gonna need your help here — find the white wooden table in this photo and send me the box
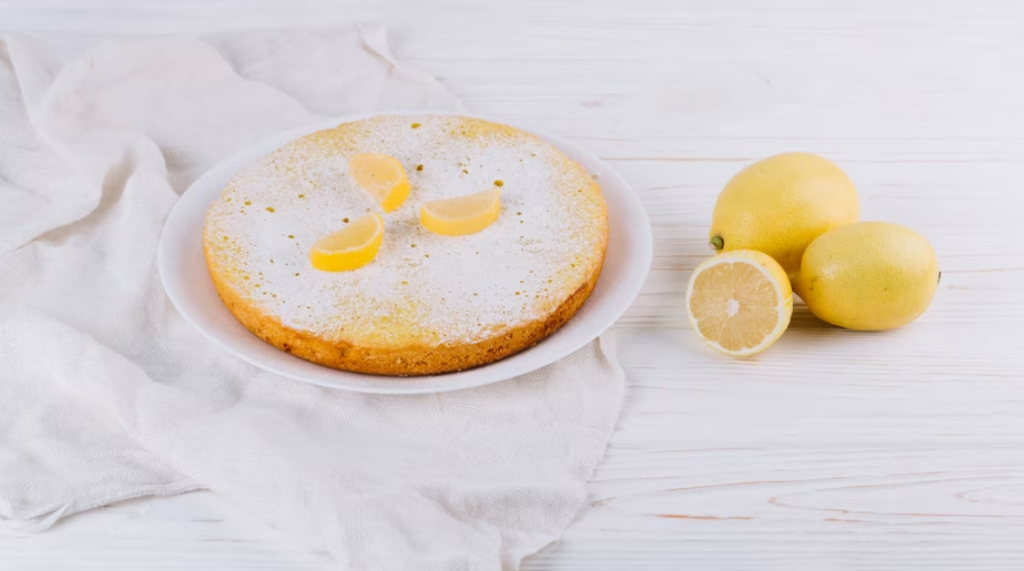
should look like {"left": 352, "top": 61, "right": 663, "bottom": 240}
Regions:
{"left": 3, "top": 1, "right": 1024, "bottom": 568}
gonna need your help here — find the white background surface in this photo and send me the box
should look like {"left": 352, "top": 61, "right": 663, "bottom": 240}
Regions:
{"left": 3, "top": 1, "right": 1024, "bottom": 569}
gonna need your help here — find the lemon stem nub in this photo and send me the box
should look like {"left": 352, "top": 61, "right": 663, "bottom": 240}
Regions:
{"left": 937, "top": 271, "right": 942, "bottom": 285}
{"left": 710, "top": 236, "right": 724, "bottom": 251}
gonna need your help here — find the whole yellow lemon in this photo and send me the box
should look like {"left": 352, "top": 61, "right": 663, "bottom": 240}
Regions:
{"left": 793, "top": 221, "right": 939, "bottom": 331}
{"left": 709, "top": 152, "right": 860, "bottom": 275}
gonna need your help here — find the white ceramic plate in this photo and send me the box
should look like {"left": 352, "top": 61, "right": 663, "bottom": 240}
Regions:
{"left": 158, "top": 112, "right": 652, "bottom": 394}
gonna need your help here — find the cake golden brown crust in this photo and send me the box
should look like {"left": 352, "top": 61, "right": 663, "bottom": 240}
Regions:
{"left": 203, "top": 114, "right": 608, "bottom": 376}
{"left": 206, "top": 241, "right": 604, "bottom": 375}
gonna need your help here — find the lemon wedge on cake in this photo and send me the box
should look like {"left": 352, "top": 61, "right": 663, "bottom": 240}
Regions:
{"left": 309, "top": 213, "right": 384, "bottom": 272}
{"left": 420, "top": 189, "right": 501, "bottom": 236}
{"left": 348, "top": 153, "right": 411, "bottom": 213}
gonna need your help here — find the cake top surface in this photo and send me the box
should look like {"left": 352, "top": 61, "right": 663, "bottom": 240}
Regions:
{"left": 203, "top": 114, "right": 607, "bottom": 348}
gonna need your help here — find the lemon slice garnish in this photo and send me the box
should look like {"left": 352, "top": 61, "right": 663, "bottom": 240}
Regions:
{"left": 309, "top": 213, "right": 384, "bottom": 272}
{"left": 348, "top": 154, "right": 411, "bottom": 213}
{"left": 420, "top": 189, "right": 501, "bottom": 236}
{"left": 686, "top": 250, "right": 793, "bottom": 357}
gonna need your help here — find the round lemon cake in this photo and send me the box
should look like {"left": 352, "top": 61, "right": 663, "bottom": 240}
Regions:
{"left": 203, "top": 114, "right": 608, "bottom": 376}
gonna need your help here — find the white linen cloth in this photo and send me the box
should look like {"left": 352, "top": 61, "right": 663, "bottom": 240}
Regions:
{"left": 0, "top": 27, "right": 625, "bottom": 569}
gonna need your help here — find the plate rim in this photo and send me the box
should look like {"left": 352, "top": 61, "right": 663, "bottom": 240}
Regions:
{"left": 158, "top": 111, "right": 653, "bottom": 394}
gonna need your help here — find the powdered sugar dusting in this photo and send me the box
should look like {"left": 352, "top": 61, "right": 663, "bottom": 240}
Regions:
{"left": 204, "top": 115, "right": 606, "bottom": 347}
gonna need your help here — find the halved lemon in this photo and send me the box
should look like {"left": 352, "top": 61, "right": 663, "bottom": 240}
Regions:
{"left": 309, "top": 213, "right": 384, "bottom": 272}
{"left": 686, "top": 250, "right": 792, "bottom": 357}
{"left": 420, "top": 189, "right": 501, "bottom": 236}
{"left": 348, "top": 153, "right": 411, "bottom": 212}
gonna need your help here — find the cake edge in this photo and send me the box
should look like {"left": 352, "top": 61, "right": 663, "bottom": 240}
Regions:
{"left": 203, "top": 232, "right": 607, "bottom": 376}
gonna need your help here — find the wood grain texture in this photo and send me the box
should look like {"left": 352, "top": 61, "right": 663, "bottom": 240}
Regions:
{"left": 3, "top": 0, "right": 1024, "bottom": 569}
